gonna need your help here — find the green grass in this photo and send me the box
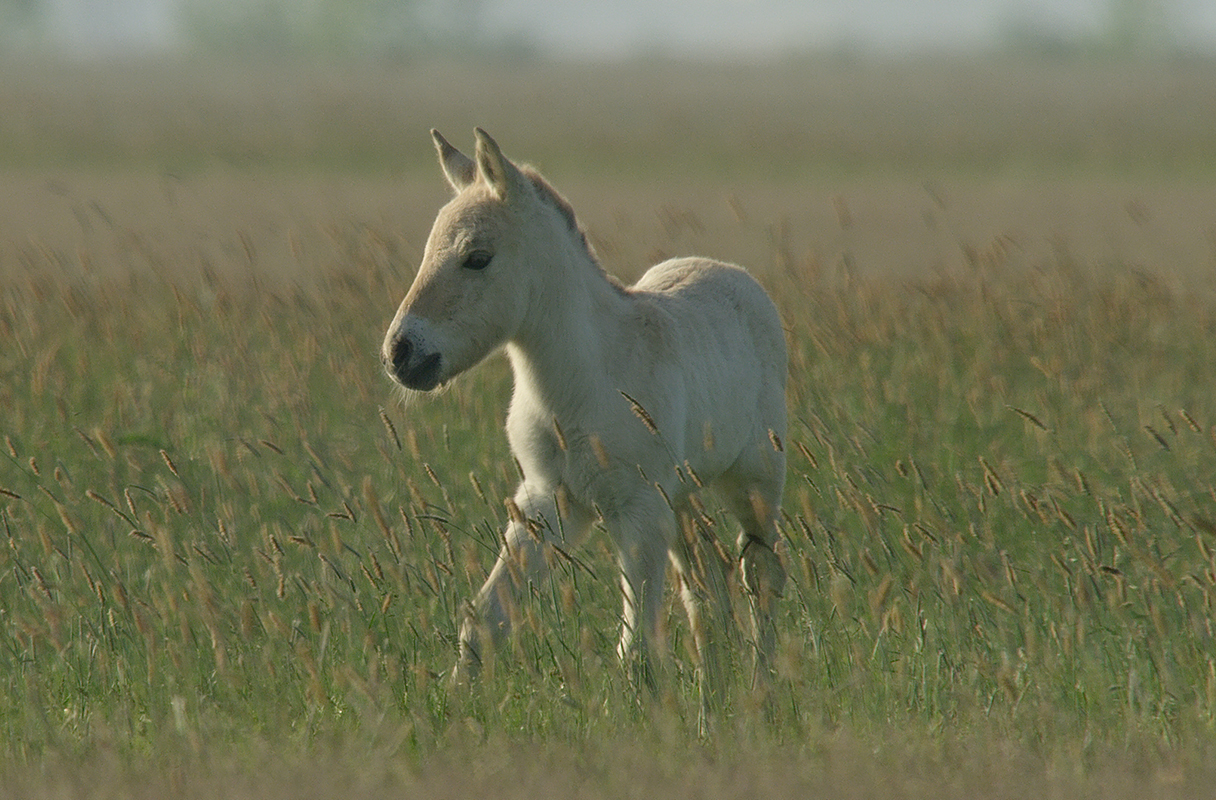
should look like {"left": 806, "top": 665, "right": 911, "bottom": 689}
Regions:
{"left": 4, "top": 56, "right": 1216, "bottom": 797}
{"left": 4, "top": 184, "right": 1216, "bottom": 791}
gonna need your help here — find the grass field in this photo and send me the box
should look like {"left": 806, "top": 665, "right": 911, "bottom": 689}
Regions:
{"left": 3, "top": 55, "right": 1216, "bottom": 797}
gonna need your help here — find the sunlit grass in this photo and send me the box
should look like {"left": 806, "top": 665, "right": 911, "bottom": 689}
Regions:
{"left": 4, "top": 180, "right": 1216, "bottom": 778}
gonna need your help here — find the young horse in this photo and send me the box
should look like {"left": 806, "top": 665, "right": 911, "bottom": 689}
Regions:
{"left": 381, "top": 129, "right": 787, "bottom": 693}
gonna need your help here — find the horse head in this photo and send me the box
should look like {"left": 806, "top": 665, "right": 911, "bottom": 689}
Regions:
{"left": 382, "top": 128, "right": 547, "bottom": 391}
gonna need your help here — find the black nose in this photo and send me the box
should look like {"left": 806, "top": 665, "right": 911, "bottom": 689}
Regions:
{"left": 385, "top": 333, "right": 442, "bottom": 390}
{"left": 390, "top": 336, "right": 411, "bottom": 375}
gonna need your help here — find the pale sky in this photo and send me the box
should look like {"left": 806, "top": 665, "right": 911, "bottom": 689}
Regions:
{"left": 32, "top": 0, "right": 1216, "bottom": 57}
{"left": 476, "top": 0, "right": 1216, "bottom": 57}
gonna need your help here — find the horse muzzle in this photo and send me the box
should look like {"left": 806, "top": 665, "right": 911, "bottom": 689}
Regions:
{"left": 384, "top": 334, "right": 444, "bottom": 391}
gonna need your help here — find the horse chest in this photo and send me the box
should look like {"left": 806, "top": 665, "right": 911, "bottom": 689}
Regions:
{"left": 506, "top": 414, "right": 564, "bottom": 481}
{"left": 506, "top": 410, "right": 644, "bottom": 511}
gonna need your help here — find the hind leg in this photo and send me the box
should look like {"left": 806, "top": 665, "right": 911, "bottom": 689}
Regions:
{"left": 669, "top": 500, "right": 737, "bottom": 727}
{"left": 715, "top": 441, "right": 786, "bottom": 684}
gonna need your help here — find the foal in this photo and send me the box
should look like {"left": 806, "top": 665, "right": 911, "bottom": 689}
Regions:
{"left": 382, "top": 129, "right": 787, "bottom": 692}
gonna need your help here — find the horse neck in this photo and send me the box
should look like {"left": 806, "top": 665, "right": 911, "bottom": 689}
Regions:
{"left": 506, "top": 243, "right": 627, "bottom": 417}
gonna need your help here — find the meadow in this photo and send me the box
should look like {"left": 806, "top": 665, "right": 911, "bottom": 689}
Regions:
{"left": 3, "top": 55, "right": 1216, "bottom": 797}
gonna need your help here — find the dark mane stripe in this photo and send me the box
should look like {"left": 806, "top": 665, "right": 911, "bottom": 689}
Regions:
{"left": 522, "top": 166, "right": 595, "bottom": 255}
{"left": 520, "top": 164, "right": 624, "bottom": 289}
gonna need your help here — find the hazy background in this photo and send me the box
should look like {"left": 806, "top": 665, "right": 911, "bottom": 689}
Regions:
{"left": 4, "top": 4, "right": 1216, "bottom": 796}
{"left": 3, "top": 0, "right": 1216, "bottom": 59}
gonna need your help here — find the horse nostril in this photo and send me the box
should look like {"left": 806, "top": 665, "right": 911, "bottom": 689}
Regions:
{"left": 391, "top": 337, "right": 411, "bottom": 373}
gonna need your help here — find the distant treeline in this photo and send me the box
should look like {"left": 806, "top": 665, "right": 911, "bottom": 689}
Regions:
{"left": 0, "top": 0, "right": 515, "bottom": 58}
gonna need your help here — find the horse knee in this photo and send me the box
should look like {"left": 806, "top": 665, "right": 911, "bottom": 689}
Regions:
{"left": 452, "top": 613, "right": 483, "bottom": 683}
{"left": 740, "top": 536, "right": 784, "bottom": 681}
{"left": 739, "top": 537, "right": 785, "bottom": 609}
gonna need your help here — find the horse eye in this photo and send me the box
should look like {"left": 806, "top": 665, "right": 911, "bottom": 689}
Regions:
{"left": 462, "top": 250, "right": 493, "bottom": 271}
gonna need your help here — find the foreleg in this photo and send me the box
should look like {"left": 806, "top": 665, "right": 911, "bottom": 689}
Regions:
{"left": 609, "top": 494, "right": 678, "bottom": 689}
{"left": 454, "top": 484, "right": 591, "bottom": 681}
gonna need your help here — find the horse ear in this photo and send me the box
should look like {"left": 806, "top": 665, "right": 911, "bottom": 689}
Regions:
{"left": 473, "top": 128, "right": 520, "bottom": 199}
{"left": 432, "top": 129, "right": 476, "bottom": 192}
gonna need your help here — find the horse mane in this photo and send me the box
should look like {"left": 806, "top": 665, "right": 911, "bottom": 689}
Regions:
{"left": 521, "top": 165, "right": 622, "bottom": 288}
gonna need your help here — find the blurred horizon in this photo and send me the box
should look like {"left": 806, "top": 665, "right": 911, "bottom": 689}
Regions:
{"left": 2, "top": 0, "right": 1215, "bottom": 61}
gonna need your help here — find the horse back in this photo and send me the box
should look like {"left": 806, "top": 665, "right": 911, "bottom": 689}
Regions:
{"left": 631, "top": 257, "right": 786, "bottom": 376}
{"left": 627, "top": 258, "right": 787, "bottom": 460}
